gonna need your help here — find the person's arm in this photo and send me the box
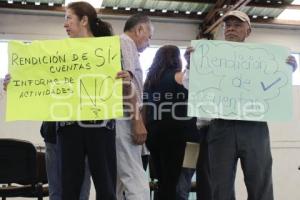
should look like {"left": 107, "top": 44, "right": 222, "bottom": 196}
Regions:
{"left": 130, "top": 90, "right": 147, "bottom": 145}
{"left": 116, "top": 69, "right": 147, "bottom": 145}
{"left": 174, "top": 71, "right": 184, "bottom": 85}
{"left": 180, "top": 47, "right": 195, "bottom": 89}
{"left": 116, "top": 69, "right": 132, "bottom": 100}
{"left": 173, "top": 46, "right": 195, "bottom": 87}
{"left": 120, "top": 37, "right": 147, "bottom": 145}
{"left": 184, "top": 46, "right": 194, "bottom": 70}
{"left": 182, "top": 69, "right": 189, "bottom": 89}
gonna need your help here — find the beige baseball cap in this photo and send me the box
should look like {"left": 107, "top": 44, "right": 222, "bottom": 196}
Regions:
{"left": 223, "top": 10, "right": 251, "bottom": 27}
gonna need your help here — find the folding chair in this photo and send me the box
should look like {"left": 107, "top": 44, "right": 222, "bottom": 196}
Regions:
{"left": 0, "top": 138, "right": 48, "bottom": 200}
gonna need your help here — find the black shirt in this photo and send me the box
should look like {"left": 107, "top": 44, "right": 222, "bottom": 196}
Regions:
{"left": 143, "top": 70, "right": 197, "bottom": 141}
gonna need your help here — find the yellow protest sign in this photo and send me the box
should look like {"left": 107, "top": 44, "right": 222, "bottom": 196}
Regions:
{"left": 6, "top": 36, "right": 123, "bottom": 121}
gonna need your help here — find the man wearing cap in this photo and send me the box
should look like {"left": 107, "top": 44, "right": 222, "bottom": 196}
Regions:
{"left": 184, "top": 10, "right": 297, "bottom": 200}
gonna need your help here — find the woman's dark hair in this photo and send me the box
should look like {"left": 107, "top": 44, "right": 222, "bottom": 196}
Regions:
{"left": 144, "top": 45, "right": 182, "bottom": 90}
{"left": 67, "top": 1, "right": 113, "bottom": 37}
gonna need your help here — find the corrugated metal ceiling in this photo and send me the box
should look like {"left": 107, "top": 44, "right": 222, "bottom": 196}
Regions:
{"left": 0, "top": 0, "right": 299, "bottom": 28}
{"left": 0, "top": 0, "right": 296, "bottom": 18}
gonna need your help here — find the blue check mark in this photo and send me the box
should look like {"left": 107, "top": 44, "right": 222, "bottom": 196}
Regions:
{"left": 260, "top": 78, "right": 281, "bottom": 91}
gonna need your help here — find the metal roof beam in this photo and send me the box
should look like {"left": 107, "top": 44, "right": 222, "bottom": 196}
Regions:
{"left": 203, "top": 0, "right": 226, "bottom": 23}
{"left": 203, "top": 0, "right": 251, "bottom": 34}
